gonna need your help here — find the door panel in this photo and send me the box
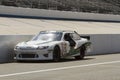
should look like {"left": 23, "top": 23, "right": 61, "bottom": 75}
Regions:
{"left": 61, "top": 41, "right": 70, "bottom": 55}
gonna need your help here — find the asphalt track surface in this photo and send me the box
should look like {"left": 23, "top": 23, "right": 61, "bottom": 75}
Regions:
{"left": 1, "top": 17, "right": 120, "bottom": 35}
{"left": 0, "top": 53, "right": 120, "bottom": 80}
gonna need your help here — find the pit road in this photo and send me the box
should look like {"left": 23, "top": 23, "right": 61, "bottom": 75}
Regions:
{"left": 0, "top": 53, "right": 120, "bottom": 80}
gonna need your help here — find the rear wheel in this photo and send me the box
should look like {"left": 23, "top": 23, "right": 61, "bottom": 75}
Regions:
{"left": 75, "top": 46, "right": 86, "bottom": 60}
{"left": 53, "top": 46, "right": 61, "bottom": 61}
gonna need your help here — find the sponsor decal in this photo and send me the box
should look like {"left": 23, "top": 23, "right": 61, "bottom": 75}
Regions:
{"left": 69, "top": 47, "right": 79, "bottom": 55}
{"left": 61, "top": 43, "right": 67, "bottom": 54}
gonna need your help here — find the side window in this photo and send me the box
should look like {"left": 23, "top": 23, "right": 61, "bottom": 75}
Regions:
{"left": 72, "top": 33, "right": 81, "bottom": 40}
{"left": 64, "top": 33, "right": 69, "bottom": 41}
{"left": 64, "top": 33, "right": 74, "bottom": 41}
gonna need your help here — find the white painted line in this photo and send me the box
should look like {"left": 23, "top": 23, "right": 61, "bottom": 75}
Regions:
{"left": 0, "top": 60, "right": 120, "bottom": 78}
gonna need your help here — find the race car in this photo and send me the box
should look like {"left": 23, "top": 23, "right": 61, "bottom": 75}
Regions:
{"left": 14, "top": 30, "right": 91, "bottom": 61}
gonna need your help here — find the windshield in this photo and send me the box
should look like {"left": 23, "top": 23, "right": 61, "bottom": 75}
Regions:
{"left": 31, "top": 31, "right": 62, "bottom": 41}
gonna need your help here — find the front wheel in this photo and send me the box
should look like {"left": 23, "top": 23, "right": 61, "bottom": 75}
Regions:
{"left": 75, "top": 46, "right": 86, "bottom": 60}
{"left": 53, "top": 46, "right": 61, "bottom": 61}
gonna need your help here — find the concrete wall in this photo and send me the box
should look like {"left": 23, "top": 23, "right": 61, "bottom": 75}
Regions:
{"left": 0, "top": 34, "right": 120, "bottom": 63}
{"left": 88, "top": 34, "right": 120, "bottom": 55}
{"left": 1, "top": 6, "right": 120, "bottom": 21}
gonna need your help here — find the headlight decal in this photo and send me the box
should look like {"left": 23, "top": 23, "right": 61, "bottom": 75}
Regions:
{"left": 37, "top": 46, "right": 49, "bottom": 50}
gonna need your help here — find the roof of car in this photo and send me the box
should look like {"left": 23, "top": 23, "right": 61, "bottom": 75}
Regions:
{"left": 40, "top": 30, "right": 74, "bottom": 33}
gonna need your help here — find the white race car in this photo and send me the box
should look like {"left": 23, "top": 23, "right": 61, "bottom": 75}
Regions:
{"left": 14, "top": 30, "right": 91, "bottom": 61}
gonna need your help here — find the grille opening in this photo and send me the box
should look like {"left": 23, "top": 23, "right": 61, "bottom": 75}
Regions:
{"left": 19, "top": 54, "right": 38, "bottom": 58}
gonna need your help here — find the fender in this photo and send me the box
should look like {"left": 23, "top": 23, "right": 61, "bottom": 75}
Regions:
{"left": 80, "top": 42, "right": 91, "bottom": 50}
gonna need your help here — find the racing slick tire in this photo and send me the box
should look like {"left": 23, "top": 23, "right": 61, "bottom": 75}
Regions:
{"left": 53, "top": 46, "right": 61, "bottom": 61}
{"left": 75, "top": 46, "right": 85, "bottom": 60}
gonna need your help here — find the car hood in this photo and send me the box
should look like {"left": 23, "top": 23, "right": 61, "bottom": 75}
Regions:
{"left": 26, "top": 41, "right": 53, "bottom": 45}
{"left": 17, "top": 40, "right": 60, "bottom": 47}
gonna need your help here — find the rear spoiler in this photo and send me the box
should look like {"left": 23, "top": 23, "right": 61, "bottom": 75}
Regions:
{"left": 81, "top": 36, "right": 90, "bottom": 40}
{"left": 74, "top": 31, "right": 90, "bottom": 40}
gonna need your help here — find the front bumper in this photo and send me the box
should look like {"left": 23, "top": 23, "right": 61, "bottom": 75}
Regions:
{"left": 14, "top": 49, "right": 53, "bottom": 60}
